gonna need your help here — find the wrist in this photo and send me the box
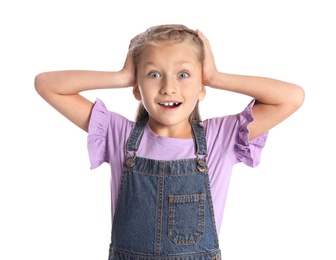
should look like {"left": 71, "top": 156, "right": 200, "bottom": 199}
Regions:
{"left": 118, "top": 69, "right": 135, "bottom": 88}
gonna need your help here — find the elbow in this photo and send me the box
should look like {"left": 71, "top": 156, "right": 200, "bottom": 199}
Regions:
{"left": 34, "top": 72, "right": 50, "bottom": 96}
{"left": 34, "top": 73, "right": 44, "bottom": 95}
{"left": 281, "top": 84, "right": 305, "bottom": 116}
{"left": 291, "top": 84, "right": 305, "bottom": 111}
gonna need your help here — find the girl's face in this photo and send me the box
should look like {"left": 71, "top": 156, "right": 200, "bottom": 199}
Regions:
{"left": 134, "top": 40, "right": 206, "bottom": 138}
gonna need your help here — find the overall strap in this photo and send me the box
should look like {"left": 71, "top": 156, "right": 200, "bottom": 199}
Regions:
{"left": 191, "top": 121, "right": 207, "bottom": 156}
{"left": 126, "top": 119, "right": 148, "bottom": 152}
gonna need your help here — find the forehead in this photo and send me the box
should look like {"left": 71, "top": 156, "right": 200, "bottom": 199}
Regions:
{"left": 140, "top": 40, "right": 201, "bottom": 65}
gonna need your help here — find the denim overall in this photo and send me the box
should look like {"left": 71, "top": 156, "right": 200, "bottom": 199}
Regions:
{"left": 109, "top": 119, "right": 221, "bottom": 260}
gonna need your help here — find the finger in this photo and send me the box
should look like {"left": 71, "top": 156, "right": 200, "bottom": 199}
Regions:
{"left": 196, "top": 29, "right": 208, "bottom": 43}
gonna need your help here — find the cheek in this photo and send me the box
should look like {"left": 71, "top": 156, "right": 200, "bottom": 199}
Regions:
{"left": 137, "top": 87, "right": 155, "bottom": 106}
{"left": 138, "top": 85, "right": 149, "bottom": 98}
{"left": 184, "top": 87, "right": 201, "bottom": 100}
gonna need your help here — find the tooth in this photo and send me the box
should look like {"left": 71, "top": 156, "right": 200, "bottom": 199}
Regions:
{"left": 168, "top": 102, "right": 174, "bottom": 106}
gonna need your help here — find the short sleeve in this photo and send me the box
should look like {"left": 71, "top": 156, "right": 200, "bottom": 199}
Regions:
{"left": 235, "top": 99, "right": 268, "bottom": 167}
{"left": 87, "top": 99, "right": 109, "bottom": 169}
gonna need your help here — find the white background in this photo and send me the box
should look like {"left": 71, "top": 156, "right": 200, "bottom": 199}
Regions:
{"left": 1, "top": 0, "right": 335, "bottom": 259}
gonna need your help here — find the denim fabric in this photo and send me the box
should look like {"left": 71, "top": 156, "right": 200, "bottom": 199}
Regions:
{"left": 109, "top": 120, "right": 221, "bottom": 260}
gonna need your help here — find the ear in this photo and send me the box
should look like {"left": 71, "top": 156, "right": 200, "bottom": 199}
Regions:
{"left": 133, "top": 85, "right": 142, "bottom": 101}
{"left": 198, "top": 84, "right": 206, "bottom": 101}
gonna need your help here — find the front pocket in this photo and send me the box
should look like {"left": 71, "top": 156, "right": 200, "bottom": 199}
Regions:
{"left": 168, "top": 193, "right": 206, "bottom": 245}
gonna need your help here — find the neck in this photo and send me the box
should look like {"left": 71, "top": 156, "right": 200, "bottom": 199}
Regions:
{"left": 148, "top": 120, "right": 193, "bottom": 139}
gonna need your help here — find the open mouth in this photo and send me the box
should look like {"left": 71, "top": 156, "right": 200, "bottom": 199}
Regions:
{"left": 159, "top": 102, "right": 182, "bottom": 108}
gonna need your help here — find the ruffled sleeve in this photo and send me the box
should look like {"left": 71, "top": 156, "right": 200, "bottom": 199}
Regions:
{"left": 87, "top": 98, "right": 109, "bottom": 169}
{"left": 235, "top": 99, "right": 268, "bottom": 167}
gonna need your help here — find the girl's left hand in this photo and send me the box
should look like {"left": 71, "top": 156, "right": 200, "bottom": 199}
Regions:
{"left": 196, "top": 29, "right": 218, "bottom": 87}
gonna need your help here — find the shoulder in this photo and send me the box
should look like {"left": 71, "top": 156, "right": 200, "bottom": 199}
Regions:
{"left": 87, "top": 99, "right": 135, "bottom": 168}
{"left": 201, "top": 99, "right": 257, "bottom": 138}
{"left": 89, "top": 98, "right": 135, "bottom": 133}
{"left": 201, "top": 114, "right": 240, "bottom": 140}
{"left": 200, "top": 99, "right": 269, "bottom": 167}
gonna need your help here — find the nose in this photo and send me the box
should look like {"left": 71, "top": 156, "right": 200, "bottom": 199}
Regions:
{"left": 160, "top": 76, "right": 176, "bottom": 95}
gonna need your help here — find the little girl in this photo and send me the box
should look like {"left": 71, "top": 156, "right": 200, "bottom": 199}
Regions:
{"left": 35, "top": 24, "right": 304, "bottom": 259}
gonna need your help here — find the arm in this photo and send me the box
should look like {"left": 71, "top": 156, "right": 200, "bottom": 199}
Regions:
{"left": 197, "top": 29, "right": 305, "bottom": 140}
{"left": 34, "top": 51, "right": 135, "bottom": 132}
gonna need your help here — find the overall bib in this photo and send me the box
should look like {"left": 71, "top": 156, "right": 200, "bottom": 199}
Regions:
{"left": 109, "top": 119, "right": 221, "bottom": 260}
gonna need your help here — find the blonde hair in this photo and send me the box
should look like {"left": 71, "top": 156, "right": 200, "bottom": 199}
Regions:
{"left": 129, "top": 24, "right": 204, "bottom": 122}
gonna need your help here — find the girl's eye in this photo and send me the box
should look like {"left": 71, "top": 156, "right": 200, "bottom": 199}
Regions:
{"left": 178, "top": 72, "right": 189, "bottom": 78}
{"left": 148, "top": 72, "right": 160, "bottom": 78}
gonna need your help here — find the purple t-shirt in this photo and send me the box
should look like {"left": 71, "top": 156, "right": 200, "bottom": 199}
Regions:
{"left": 87, "top": 98, "right": 268, "bottom": 234}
